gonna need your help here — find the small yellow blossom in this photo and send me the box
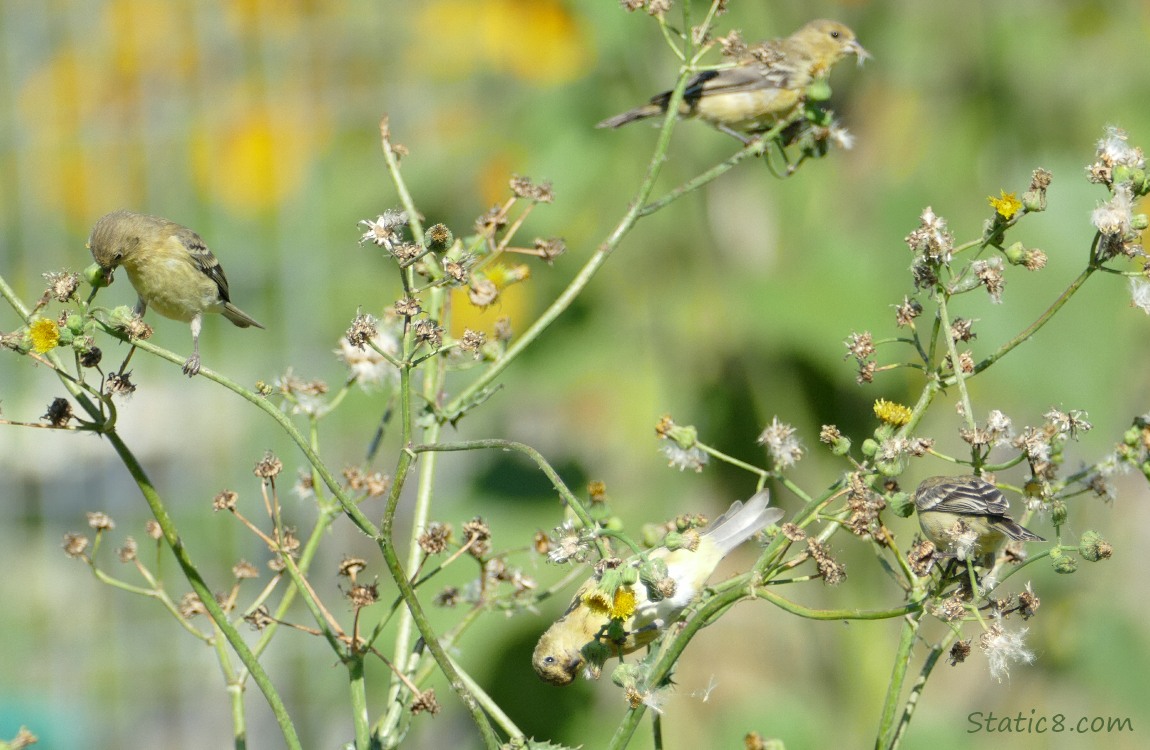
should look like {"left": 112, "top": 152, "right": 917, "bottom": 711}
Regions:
{"left": 29, "top": 318, "right": 60, "bottom": 353}
{"left": 988, "top": 190, "right": 1022, "bottom": 220}
{"left": 610, "top": 587, "right": 638, "bottom": 620}
{"left": 874, "top": 398, "right": 912, "bottom": 426}
{"left": 583, "top": 589, "right": 612, "bottom": 615}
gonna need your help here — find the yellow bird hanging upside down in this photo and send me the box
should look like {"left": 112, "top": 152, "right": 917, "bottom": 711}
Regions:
{"left": 597, "top": 19, "right": 868, "bottom": 143}
{"left": 532, "top": 491, "right": 784, "bottom": 686}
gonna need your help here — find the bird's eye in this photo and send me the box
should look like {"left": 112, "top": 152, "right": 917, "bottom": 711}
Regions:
{"left": 830, "top": 30, "right": 841, "bottom": 38}
{"left": 543, "top": 656, "right": 556, "bottom": 665}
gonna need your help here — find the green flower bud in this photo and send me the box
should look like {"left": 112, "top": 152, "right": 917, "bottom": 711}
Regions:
{"left": 1079, "top": 530, "right": 1112, "bottom": 562}
{"left": 1021, "top": 189, "right": 1046, "bottom": 213}
{"left": 887, "top": 492, "right": 915, "bottom": 518}
{"left": 1050, "top": 500, "right": 1068, "bottom": 527}
{"left": 876, "top": 457, "right": 905, "bottom": 477}
{"left": 806, "top": 78, "right": 833, "bottom": 102}
{"left": 639, "top": 523, "right": 665, "bottom": 548}
{"left": 597, "top": 569, "right": 622, "bottom": 596}
{"left": 1113, "top": 164, "right": 1134, "bottom": 185}
{"left": 829, "top": 435, "right": 852, "bottom": 456}
{"left": 83, "top": 262, "right": 111, "bottom": 289}
{"left": 639, "top": 557, "right": 668, "bottom": 587}
{"left": 1124, "top": 426, "right": 1141, "bottom": 446}
{"left": 425, "top": 223, "right": 454, "bottom": 252}
{"left": 601, "top": 515, "right": 624, "bottom": 532}
{"left": 1003, "top": 241, "right": 1027, "bottom": 265}
{"left": 611, "top": 663, "right": 641, "bottom": 688}
{"left": 1050, "top": 547, "right": 1078, "bottom": 574}
{"left": 861, "top": 438, "right": 879, "bottom": 457}
{"left": 619, "top": 565, "right": 639, "bottom": 586}
{"left": 1130, "top": 167, "right": 1148, "bottom": 192}
{"left": 1132, "top": 214, "right": 1149, "bottom": 231}
{"left": 873, "top": 423, "right": 895, "bottom": 442}
{"left": 581, "top": 640, "right": 611, "bottom": 670}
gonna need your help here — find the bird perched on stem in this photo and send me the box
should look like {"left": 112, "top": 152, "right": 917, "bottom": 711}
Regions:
{"left": 532, "top": 491, "right": 783, "bottom": 686}
{"left": 914, "top": 475, "right": 1043, "bottom": 564}
{"left": 86, "top": 209, "right": 264, "bottom": 377}
{"left": 597, "top": 19, "right": 868, "bottom": 143}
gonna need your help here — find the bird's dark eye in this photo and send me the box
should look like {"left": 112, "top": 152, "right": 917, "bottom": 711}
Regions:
{"left": 544, "top": 656, "right": 556, "bottom": 665}
{"left": 830, "top": 30, "right": 841, "bottom": 38}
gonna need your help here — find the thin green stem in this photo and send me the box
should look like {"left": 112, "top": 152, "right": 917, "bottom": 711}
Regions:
{"left": 348, "top": 655, "right": 371, "bottom": 750}
{"left": 449, "top": 655, "right": 525, "bottom": 744}
{"left": 756, "top": 588, "right": 922, "bottom": 621}
{"left": 967, "top": 264, "right": 1097, "bottom": 376}
{"left": 443, "top": 65, "right": 697, "bottom": 419}
{"left": 890, "top": 640, "right": 950, "bottom": 749}
{"left": 378, "top": 449, "right": 500, "bottom": 748}
{"left": 103, "top": 430, "right": 301, "bottom": 750}
{"left": 875, "top": 610, "right": 923, "bottom": 749}
{"left": 934, "top": 292, "right": 975, "bottom": 431}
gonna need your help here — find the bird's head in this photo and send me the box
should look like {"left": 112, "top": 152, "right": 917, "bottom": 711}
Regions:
{"left": 532, "top": 633, "right": 585, "bottom": 686}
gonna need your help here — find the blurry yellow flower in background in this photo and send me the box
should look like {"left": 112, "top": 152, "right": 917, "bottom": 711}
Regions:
{"left": 409, "top": 0, "right": 591, "bottom": 83}
{"left": 191, "top": 94, "right": 330, "bottom": 214}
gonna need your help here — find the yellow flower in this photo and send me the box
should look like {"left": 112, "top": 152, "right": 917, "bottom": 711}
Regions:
{"left": 873, "top": 398, "right": 912, "bottom": 426}
{"left": 582, "top": 589, "right": 612, "bottom": 615}
{"left": 609, "top": 587, "right": 638, "bottom": 620}
{"left": 29, "top": 318, "right": 60, "bottom": 353}
{"left": 988, "top": 190, "right": 1022, "bottom": 220}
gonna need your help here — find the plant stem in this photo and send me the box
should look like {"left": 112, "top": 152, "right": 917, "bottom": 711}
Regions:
{"left": 103, "top": 429, "right": 302, "bottom": 750}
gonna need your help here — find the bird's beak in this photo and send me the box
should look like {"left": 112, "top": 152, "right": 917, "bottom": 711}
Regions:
{"left": 850, "top": 41, "right": 872, "bottom": 66}
{"left": 82, "top": 262, "right": 114, "bottom": 304}
{"left": 563, "top": 652, "right": 584, "bottom": 682}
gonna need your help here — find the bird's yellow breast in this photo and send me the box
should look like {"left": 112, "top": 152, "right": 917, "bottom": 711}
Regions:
{"left": 122, "top": 245, "right": 222, "bottom": 322}
{"left": 692, "top": 89, "right": 802, "bottom": 131}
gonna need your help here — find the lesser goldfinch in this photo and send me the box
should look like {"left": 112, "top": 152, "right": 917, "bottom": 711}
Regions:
{"left": 532, "top": 491, "right": 783, "bottom": 686}
{"left": 914, "top": 475, "right": 1043, "bottom": 562}
{"left": 87, "top": 210, "right": 265, "bottom": 376}
{"left": 597, "top": 19, "right": 868, "bottom": 142}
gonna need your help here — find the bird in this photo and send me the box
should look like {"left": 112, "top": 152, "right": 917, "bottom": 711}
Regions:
{"left": 532, "top": 491, "right": 784, "bottom": 686}
{"left": 596, "top": 19, "right": 868, "bottom": 142}
{"left": 914, "top": 475, "right": 1044, "bottom": 563}
{"left": 87, "top": 209, "right": 264, "bottom": 376}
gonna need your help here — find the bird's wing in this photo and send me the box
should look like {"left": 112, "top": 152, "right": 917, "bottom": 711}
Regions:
{"left": 685, "top": 61, "right": 797, "bottom": 99}
{"left": 929, "top": 478, "right": 1011, "bottom": 516}
{"left": 170, "top": 224, "right": 233, "bottom": 302}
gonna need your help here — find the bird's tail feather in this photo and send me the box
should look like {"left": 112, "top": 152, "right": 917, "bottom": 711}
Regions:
{"left": 223, "top": 303, "right": 265, "bottom": 330}
{"left": 997, "top": 518, "right": 1044, "bottom": 542}
{"left": 703, "top": 491, "right": 784, "bottom": 557}
{"left": 596, "top": 103, "right": 664, "bottom": 129}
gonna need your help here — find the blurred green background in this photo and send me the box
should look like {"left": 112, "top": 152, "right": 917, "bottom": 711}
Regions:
{"left": 1, "top": 1, "right": 1148, "bottom": 748}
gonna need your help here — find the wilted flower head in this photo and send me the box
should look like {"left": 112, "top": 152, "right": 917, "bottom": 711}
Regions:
{"left": 1091, "top": 182, "right": 1134, "bottom": 236}
{"left": 660, "top": 442, "right": 708, "bottom": 472}
{"left": 1044, "top": 408, "right": 1092, "bottom": 440}
{"left": 335, "top": 323, "right": 400, "bottom": 390}
{"left": 985, "top": 409, "right": 1015, "bottom": 447}
{"left": 359, "top": 210, "right": 409, "bottom": 249}
{"left": 1094, "top": 125, "right": 1145, "bottom": 171}
{"left": 758, "top": 417, "right": 803, "bottom": 468}
{"left": 980, "top": 618, "right": 1035, "bottom": 682}
{"left": 1129, "top": 277, "right": 1150, "bottom": 314}
{"left": 972, "top": 257, "right": 1006, "bottom": 303}
{"left": 906, "top": 207, "right": 954, "bottom": 265}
